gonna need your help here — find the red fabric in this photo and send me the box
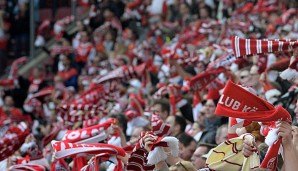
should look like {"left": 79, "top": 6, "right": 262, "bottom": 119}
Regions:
{"left": 189, "top": 67, "right": 226, "bottom": 91}
{"left": 82, "top": 117, "right": 101, "bottom": 128}
{"left": 8, "top": 164, "right": 46, "bottom": 171}
{"left": 75, "top": 42, "right": 94, "bottom": 63}
{"left": 289, "top": 58, "right": 298, "bottom": 71}
{"left": 51, "top": 141, "right": 126, "bottom": 159}
{"left": 37, "top": 20, "right": 50, "bottom": 35}
{"left": 267, "top": 58, "right": 291, "bottom": 71}
{"left": 215, "top": 80, "right": 291, "bottom": 170}
{"left": 126, "top": 132, "right": 159, "bottom": 171}
{"left": 50, "top": 45, "right": 73, "bottom": 56}
{"left": 207, "top": 88, "right": 220, "bottom": 101}
{"left": 60, "top": 104, "right": 105, "bottom": 111}
{"left": 9, "top": 57, "right": 27, "bottom": 78}
{"left": 207, "top": 52, "right": 235, "bottom": 69}
{"left": 94, "top": 64, "right": 146, "bottom": 84}
{"left": 151, "top": 113, "right": 170, "bottom": 137}
{"left": 0, "top": 79, "right": 14, "bottom": 86}
{"left": 281, "top": 8, "right": 297, "bottom": 24}
{"left": 73, "top": 156, "right": 87, "bottom": 171}
{"left": 256, "top": 55, "right": 268, "bottom": 74}
{"left": 58, "top": 108, "right": 104, "bottom": 123}
{"left": 28, "top": 79, "right": 43, "bottom": 93}
{"left": 58, "top": 68, "right": 78, "bottom": 81}
{"left": 232, "top": 36, "right": 298, "bottom": 58}
{"left": 215, "top": 80, "right": 291, "bottom": 122}
{"left": 0, "top": 125, "right": 30, "bottom": 161}
{"left": 0, "top": 107, "right": 26, "bottom": 123}
{"left": 50, "top": 159, "right": 70, "bottom": 171}
{"left": 125, "top": 93, "right": 145, "bottom": 120}
{"left": 62, "top": 118, "right": 115, "bottom": 143}
{"left": 42, "top": 123, "right": 62, "bottom": 146}
{"left": 153, "top": 84, "right": 183, "bottom": 115}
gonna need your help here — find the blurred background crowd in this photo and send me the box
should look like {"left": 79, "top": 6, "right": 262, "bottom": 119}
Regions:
{"left": 0, "top": 0, "right": 298, "bottom": 171}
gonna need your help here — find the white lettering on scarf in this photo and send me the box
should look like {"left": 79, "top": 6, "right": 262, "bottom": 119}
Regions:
{"left": 219, "top": 94, "right": 258, "bottom": 112}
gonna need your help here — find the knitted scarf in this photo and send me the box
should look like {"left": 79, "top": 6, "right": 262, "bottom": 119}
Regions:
{"left": 232, "top": 36, "right": 298, "bottom": 58}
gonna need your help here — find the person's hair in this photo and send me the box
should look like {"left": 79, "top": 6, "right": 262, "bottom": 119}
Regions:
{"left": 216, "top": 124, "right": 228, "bottom": 138}
{"left": 197, "top": 142, "right": 217, "bottom": 152}
{"left": 110, "top": 114, "right": 128, "bottom": 134}
{"left": 152, "top": 99, "right": 170, "bottom": 113}
{"left": 177, "top": 133, "right": 196, "bottom": 147}
{"left": 174, "top": 115, "right": 187, "bottom": 133}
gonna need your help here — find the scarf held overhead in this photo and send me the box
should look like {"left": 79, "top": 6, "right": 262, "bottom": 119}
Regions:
{"left": 232, "top": 36, "right": 298, "bottom": 58}
{"left": 215, "top": 80, "right": 291, "bottom": 170}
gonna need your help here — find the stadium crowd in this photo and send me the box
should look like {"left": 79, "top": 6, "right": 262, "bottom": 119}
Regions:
{"left": 0, "top": 0, "right": 298, "bottom": 171}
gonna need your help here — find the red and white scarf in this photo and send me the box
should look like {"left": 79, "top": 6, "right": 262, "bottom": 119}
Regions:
{"left": 61, "top": 118, "right": 115, "bottom": 143}
{"left": 207, "top": 52, "right": 235, "bottom": 69}
{"left": 50, "top": 159, "right": 69, "bottom": 171}
{"left": 8, "top": 164, "right": 46, "bottom": 171}
{"left": 186, "top": 67, "right": 226, "bottom": 92}
{"left": 126, "top": 132, "right": 179, "bottom": 170}
{"left": 215, "top": 80, "right": 291, "bottom": 171}
{"left": 57, "top": 108, "right": 104, "bottom": 123}
{"left": 51, "top": 141, "right": 126, "bottom": 162}
{"left": 0, "top": 123, "right": 30, "bottom": 161}
{"left": 151, "top": 113, "right": 170, "bottom": 137}
{"left": 232, "top": 36, "right": 298, "bottom": 58}
{"left": 50, "top": 45, "right": 73, "bottom": 56}
{"left": 93, "top": 64, "right": 146, "bottom": 84}
{"left": 42, "top": 123, "right": 63, "bottom": 147}
{"left": 60, "top": 104, "right": 105, "bottom": 111}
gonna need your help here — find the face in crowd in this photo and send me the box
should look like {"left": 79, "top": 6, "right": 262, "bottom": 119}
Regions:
{"left": 204, "top": 99, "right": 216, "bottom": 119}
{"left": 191, "top": 145, "right": 209, "bottom": 169}
{"left": 151, "top": 103, "right": 169, "bottom": 122}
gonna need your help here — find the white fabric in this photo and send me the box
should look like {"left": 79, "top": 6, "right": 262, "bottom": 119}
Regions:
{"left": 29, "top": 158, "right": 50, "bottom": 169}
{"left": 194, "top": 131, "right": 203, "bottom": 142}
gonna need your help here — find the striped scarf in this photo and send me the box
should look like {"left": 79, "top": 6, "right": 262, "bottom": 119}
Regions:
{"left": 51, "top": 141, "right": 126, "bottom": 165}
{"left": 0, "top": 122, "right": 30, "bottom": 161}
{"left": 232, "top": 36, "right": 298, "bottom": 58}
{"left": 8, "top": 164, "right": 46, "bottom": 171}
{"left": 61, "top": 118, "right": 115, "bottom": 144}
{"left": 151, "top": 113, "right": 170, "bottom": 137}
